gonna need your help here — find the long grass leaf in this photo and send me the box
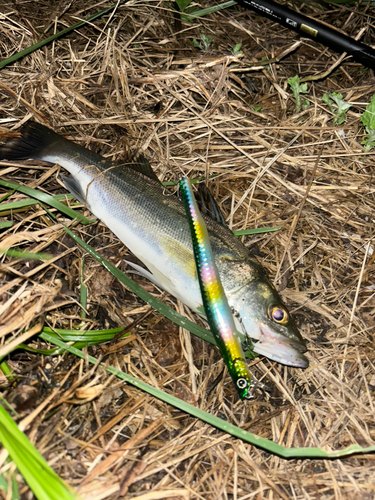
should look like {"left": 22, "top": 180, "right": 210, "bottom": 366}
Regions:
{"left": 0, "top": 361, "right": 14, "bottom": 382}
{"left": 0, "top": 194, "right": 75, "bottom": 213}
{"left": 0, "top": 248, "right": 51, "bottom": 260}
{"left": 79, "top": 258, "right": 87, "bottom": 321}
{"left": 175, "top": 0, "right": 193, "bottom": 11}
{"left": 185, "top": 0, "right": 237, "bottom": 19}
{"left": 0, "top": 327, "right": 130, "bottom": 362}
{"left": 0, "top": 180, "right": 93, "bottom": 224}
{"left": 233, "top": 226, "right": 281, "bottom": 236}
{"left": 40, "top": 332, "right": 375, "bottom": 459}
{"left": 0, "top": 189, "right": 16, "bottom": 203}
{"left": 43, "top": 326, "right": 127, "bottom": 342}
{"left": 0, "top": 405, "right": 81, "bottom": 500}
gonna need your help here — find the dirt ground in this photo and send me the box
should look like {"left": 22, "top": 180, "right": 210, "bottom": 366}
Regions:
{"left": 1, "top": 0, "right": 375, "bottom": 498}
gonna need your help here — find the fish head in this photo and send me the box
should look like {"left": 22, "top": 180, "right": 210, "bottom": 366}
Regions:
{"left": 220, "top": 257, "right": 309, "bottom": 368}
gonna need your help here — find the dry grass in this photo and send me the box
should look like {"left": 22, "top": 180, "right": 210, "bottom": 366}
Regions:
{"left": 1, "top": 0, "right": 375, "bottom": 498}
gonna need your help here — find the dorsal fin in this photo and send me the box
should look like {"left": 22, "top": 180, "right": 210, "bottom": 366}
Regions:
{"left": 195, "top": 183, "right": 228, "bottom": 229}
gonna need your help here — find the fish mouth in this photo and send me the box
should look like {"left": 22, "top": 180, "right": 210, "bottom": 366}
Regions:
{"left": 252, "top": 324, "right": 309, "bottom": 368}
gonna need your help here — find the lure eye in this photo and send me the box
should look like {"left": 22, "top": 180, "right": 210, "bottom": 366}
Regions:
{"left": 237, "top": 378, "right": 248, "bottom": 389}
{"left": 268, "top": 305, "right": 289, "bottom": 324}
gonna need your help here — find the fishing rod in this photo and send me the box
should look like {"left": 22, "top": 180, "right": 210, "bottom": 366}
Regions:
{"left": 235, "top": 0, "right": 375, "bottom": 71}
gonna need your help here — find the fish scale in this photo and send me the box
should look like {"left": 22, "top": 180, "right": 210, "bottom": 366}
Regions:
{"left": 0, "top": 121, "right": 309, "bottom": 368}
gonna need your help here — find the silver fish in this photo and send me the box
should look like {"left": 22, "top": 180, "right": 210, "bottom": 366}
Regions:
{"left": 0, "top": 122, "right": 308, "bottom": 367}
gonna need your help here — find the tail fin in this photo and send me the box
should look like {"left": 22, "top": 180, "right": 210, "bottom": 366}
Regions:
{"left": 0, "top": 122, "right": 63, "bottom": 161}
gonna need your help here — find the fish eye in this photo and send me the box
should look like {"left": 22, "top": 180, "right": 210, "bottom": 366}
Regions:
{"left": 268, "top": 305, "right": 289, "bottom": 324}
{"left": 237, "top": 378, "right": 248, "bottom": 389}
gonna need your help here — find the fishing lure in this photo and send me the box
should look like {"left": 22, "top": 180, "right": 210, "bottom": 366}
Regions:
{"left": 179, "top": 177, "right": 253, "bottom": 400}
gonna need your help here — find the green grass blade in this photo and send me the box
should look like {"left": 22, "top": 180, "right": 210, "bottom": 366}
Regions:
{"left": 0, "top": 461, "right": 20, "bottom": 500}
{"left": 0, "top": 189, "right": 16, "bottom": 203}
{"left": 80, "top": 258, "right": 87, "bottom": 319}
{"left": 233, "top": 226, "right": 281, "bottom": 236}
{"left": 0, "top": 221, "right": 13, "bottom": 229}
{"left": 175, "top": 0, "right": 193, "bottom": 11}
{"left": 0, "top": 327, "right": 130, "bottom": 362}
{"left": 0, "top": 405, "right": 81, "bottom": 500}
{"left": 0, "top": 194, "right": 76, "bottom": 214}
{"left": 43, "top": 326, "right": 129, "bottom": 343}
{"left": 0, "top": 343, "right": 61, "bottom": 359}
{"left": 40, "top": 332, "right": 375, "bottom": 459}
{"left": 61, "top": 224, "right": 256, "bottom": 360}
{"left": 0, "top": 248, "right": 51, "bottom": 260}
{"left": 0, "top": 1, "right": 130, "bottom": 70}
{"left": 175, "top": 0, "right": 236, "bottom": 21}
{"left": 0, "top": 180, "right": 93, "bottom": 224}
{"left": 184, "top": 0, "right": 237, "bottom": 19}
{"left": 0, "top": 361, "right": 15, "bottom": 382}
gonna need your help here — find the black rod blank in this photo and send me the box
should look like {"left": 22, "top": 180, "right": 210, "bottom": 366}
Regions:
{"left": 236, "top": 0, "right": 375, "bottom": 71}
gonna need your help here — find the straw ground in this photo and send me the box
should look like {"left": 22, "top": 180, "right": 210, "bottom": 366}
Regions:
{"left": 0, "top": 1, "right": 375, "bottom": 498}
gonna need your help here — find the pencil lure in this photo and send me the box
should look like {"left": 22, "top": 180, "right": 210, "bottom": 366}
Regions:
{"left": 179, "top": 177, "right": 252, "bottom": 400}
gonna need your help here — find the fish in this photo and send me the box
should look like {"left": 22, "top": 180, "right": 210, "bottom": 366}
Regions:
{"left": 0, "top": 121, "right": 308, "bottom": 367}
{"left": 180, "top": 177, "right": 253, "bottom": 399}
